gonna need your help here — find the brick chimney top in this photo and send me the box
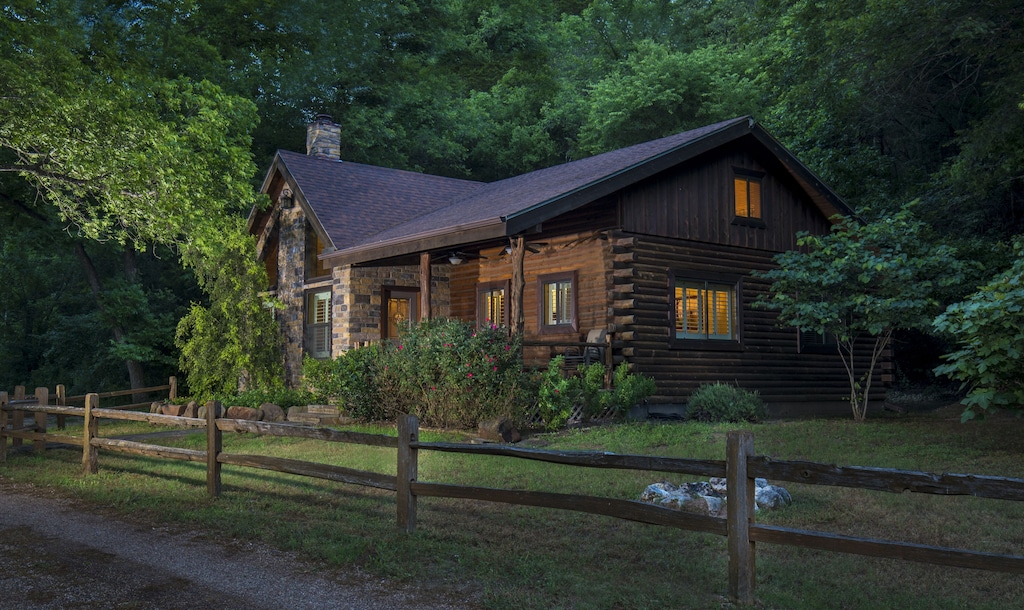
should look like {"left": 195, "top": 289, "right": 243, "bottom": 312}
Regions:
{"left": 306, "top": 114, "right": 341, "bottom": 160}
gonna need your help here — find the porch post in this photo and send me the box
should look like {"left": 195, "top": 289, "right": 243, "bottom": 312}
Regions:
{"left": 509, "top": 236, "right": 525, "bottom": 336}
{"left": 419, "top": 252, "right": 431, "bottom": 321}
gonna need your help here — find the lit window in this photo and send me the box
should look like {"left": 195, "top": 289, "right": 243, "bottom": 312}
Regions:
{"left": 477, "top": 282, "right": 508, "bottom": 328}
{"left": 382, "top": 288, "right": 419, "bottom": 339}
{"left": 734, "top": 175, "right": 762, "bottom": 219}
{"left": 538, "top": 272, "right": 577, "bottom": 332}
{"left": 674, "top": 281, "right": 735, "bottom": 340}
{"left": 305, "top": 290, "right": 331, "bottom": 358}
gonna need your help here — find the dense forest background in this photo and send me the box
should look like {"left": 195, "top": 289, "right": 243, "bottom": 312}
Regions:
{"left": 2, "top": 0, "right": 1022, "bottom": 395}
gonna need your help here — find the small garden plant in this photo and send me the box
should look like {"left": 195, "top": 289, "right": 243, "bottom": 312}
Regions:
{"left": 536, "top": 357, "right": 657, "bottom": 430}
{"left": 686, "top": 382, "right": 767, "bottom": 423}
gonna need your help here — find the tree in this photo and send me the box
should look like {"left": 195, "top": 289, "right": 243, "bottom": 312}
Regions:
{"left": 175, "top": 224, "right": 283, "bottom": 398}
{"left": 755, "top": 205, "right": 964, "bottom": 421}
{"left": 934, "top": 239, "right": 1024, "bottom": 420}
{"left": 1, "top": 2, "right": 272, "bottom": 394}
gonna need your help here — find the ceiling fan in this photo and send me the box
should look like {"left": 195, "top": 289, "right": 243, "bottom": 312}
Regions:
{"left": 432, "top": 251, "right": 486, "bottom": 265}
{"left": 500, "top": 241, "right": 546, "bottom": 255}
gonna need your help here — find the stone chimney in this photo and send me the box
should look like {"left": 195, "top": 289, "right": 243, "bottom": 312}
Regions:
{"left": 306, "top": 114, "right": 341, "bottom": 160}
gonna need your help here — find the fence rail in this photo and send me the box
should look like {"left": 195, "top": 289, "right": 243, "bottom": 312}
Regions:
{"left": 3, "top": 390, "right": 1024, "bottom": 605}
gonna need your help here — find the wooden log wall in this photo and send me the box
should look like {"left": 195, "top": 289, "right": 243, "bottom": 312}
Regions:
{"left": 611, "top": 230, "right": 891, "bottom": 411}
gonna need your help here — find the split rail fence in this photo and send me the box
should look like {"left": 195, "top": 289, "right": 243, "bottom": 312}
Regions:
{"left": 3, "top": 387, "right": 1024, "bottom": 605}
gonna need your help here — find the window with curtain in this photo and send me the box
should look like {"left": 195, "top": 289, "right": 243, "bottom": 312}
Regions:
{"left": 673, "top": 279, "right": 736, "bottom": 341}
{"left": 477, "top": 281, "right": 508, "bottom": 328}
{"left": 538, "top": 271, "right": 577, "bottom": 333}
{"left": 305, "top": 289, "right": 331, "bottom": 359}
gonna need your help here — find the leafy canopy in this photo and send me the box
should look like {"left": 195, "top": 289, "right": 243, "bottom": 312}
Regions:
{"left": 934, "top": 239, "right": 1024, "bottom": 420}
{"left": 755, "top": 204, "right": 964, "bottom": 420}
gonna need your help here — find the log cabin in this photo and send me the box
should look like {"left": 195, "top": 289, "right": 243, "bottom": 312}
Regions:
{"left": 248, "top": 115, "right": 890, "bottom": 416}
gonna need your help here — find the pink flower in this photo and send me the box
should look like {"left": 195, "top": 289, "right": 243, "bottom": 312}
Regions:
{"left": 397, "top": 345, "right": 403, "bottom": 350}
{"left": 467, "top": 373, "right": 473, "bottom": 378}
{"left": 493, "top": 366, "right": 498, "bottom": 371}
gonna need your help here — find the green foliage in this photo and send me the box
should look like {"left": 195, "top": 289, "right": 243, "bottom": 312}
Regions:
{"left": 213, "top": 387, "right": 315, "bottom": 410}
{"left": 755, "top": 203, "right": 965, "bottom": 421}
{"left": 577, "top": 41, "right": 760, "bottom": 155}
{"left": 934, "top": 239, "right": 1024, "bottom": 420}
{"left": 304, "top": 319, "right": 527, "bottom": 429}
{"left": 175, "top": 226, "right": 283, "bottom": 398}
{"left": 687, "top": 382, "right": 767, "bottom": 423}
{"left": 536, "top": 356, "right": 580, "bottom": 430}
{"left": 609, "top": 362, "right": 658, "bottom": 413}
{"left": 302, "top": 346, "right": 382, "bottom": 420}
{"left": 535, "top": 359, "right": 657, "bottom": 429}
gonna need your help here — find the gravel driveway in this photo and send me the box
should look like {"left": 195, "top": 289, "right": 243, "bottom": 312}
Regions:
{"left": 0, "top": 480, "right": 481, "bottom": 609}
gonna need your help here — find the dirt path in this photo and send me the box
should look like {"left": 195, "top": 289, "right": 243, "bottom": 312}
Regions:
{"left": 0, "top": 480, "right": 481, "bottom": 609}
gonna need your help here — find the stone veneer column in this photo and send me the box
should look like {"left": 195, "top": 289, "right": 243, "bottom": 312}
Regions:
{"left": 276, "top": 201, "right": 307, "bottom": 387}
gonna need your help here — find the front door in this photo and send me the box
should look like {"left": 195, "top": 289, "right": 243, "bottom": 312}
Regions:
{"left": 382, "top": 288, "right": 419, "bottom": 339}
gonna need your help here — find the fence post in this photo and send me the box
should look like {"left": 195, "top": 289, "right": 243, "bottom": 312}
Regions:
{"left": 168, "top": 376, "right": 177, "bottom": 402}
{"left": 206, "top": 400, "right": 222, "bottom": 497}
{"left": 727, "top": 431, "right": 756, "bottom": 605}
{"left": 397, "top": 414, "right": 419, "bottom": 534}
{"left": 83, "top": 393, "right": 99, "bottom": 475}
{"left": 604, "top": 332, "right": 614, "bottom": 388}
{"left": 33, "top": 387, "right": 48, "bottom": 455}
{"left": 1, "top": 391, "right": 8, "bottom": 463}
{"left": 13, "top": 385, "right": 24, "bottom": 448}
{"left": 56, "top": 384, "right": 66, "bottom": 429}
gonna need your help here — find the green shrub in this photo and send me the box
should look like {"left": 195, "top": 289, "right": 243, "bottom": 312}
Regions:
{"left": 536, "top": 356, "right": 581, "bottom": 430}
{"left": 608, "top": 362, "right": 657, "bottom": 413}
{"left": 535, "top": 360, "right": 657, "bottom": 428}
{"left": 303, "top": 345, "right": 381, "bottom": 419}
{"left": 686, "top": 382, "right": 766, "bottom": 423}
{"left": 304, "top": 319, "right": 528, "bottom": 428}
{"left": 213, "top": 387, "right": 315, "bottom": 409}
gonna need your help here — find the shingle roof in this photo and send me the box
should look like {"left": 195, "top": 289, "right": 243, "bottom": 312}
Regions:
{"left": 275, "top": 150, "right": 484, "bottom": 251}
{"left": 260, "top": 116, "right": 851, "bottom": 266}
{"left": 371, "top": 118, "right": 750, "bottom": 245}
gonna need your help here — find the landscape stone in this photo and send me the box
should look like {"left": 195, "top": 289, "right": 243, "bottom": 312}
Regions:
{"left": 640, "top": 478, "right": 792, "bottom": 516}
{"left": 183, "top": 400, "right": 199, "bottom": 418}
{"left": 306, "top": 404, "right": 338, "bottom": 416}
{"left": 150, "top": 402, "right": 162, "bottom": 414}
{"left": 258, "top": 402, "right": 285, "bottom": 423}
{"left": 477, "top": 417, "right": 521, "bottom": 443}
{"left": 160, "top": 404, "right": 186, "bottom": 417}
{"left": 197, "top": 403, "right": 225, "bottom": 419}
{"left": 226, "top": 406, "right": 261, "bottom": 421}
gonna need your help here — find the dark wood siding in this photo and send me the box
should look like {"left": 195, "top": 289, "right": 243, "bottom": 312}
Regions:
{"left": 612, "top": 231, "right": 890, "bottom": 414}
{"left": 619, "top": 143, "right": 832, "bottom": 252}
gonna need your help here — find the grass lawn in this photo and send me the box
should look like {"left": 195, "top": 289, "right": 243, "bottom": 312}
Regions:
{"left": 2, "top": 405, "right": 1024, "bottom": 609}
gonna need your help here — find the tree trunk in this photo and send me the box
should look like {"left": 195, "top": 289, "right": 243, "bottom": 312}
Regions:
{"left": 74, "top": 243, "right": 147, "bottom": 400}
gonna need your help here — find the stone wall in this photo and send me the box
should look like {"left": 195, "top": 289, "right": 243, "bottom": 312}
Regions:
{"left": 272, "top": 197, "right": 452, "bottom": 387}
{"left": 332, "top": 264, "right": 451, "bottom": 352}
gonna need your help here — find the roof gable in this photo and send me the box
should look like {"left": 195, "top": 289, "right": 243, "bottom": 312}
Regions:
{"left": 261, "top": 150, "right": 484, "bottom": 251}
